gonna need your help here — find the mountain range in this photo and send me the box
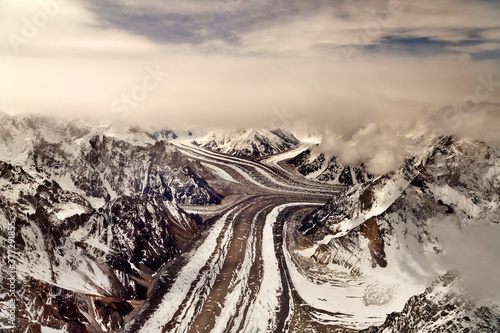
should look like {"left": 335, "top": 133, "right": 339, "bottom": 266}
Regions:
{"left": 0, "top": 112, "right": 499, "bottom": 332}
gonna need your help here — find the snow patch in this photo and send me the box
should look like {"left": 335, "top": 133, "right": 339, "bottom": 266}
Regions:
{"left": 202, "top": 162, "right": 239, "bottom": 183}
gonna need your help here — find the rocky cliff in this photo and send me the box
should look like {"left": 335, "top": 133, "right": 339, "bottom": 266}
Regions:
{"left": 0, "top": 114, "right": 223, "bottom": 332}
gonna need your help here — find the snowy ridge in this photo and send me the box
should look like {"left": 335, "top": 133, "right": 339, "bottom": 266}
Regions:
{"left": 287, "top": 146, "right": 373, "bottom": 186}
{"left": 2, "top": 112, "right": 499, "bottom": 332}
{"left": 362, "top": 271, "right": 500, "bottom": 332}
{"left": 193, "top": 128, "right": 300, "bottom": 159}
{"left": 0, "top": 114, "right": 226, "bottom": 332}
{"left": 333, "top": 157, "right": 420, "bottom": 237}
{"left": 0, "top": 113, "right": 223, "bottom": 207}
{"left": 291, "top": 136, "right": 500, "bottom": 330}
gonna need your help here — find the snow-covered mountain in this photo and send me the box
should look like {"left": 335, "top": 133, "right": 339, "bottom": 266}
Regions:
{"left": 193, "top": 128, "right": 300, "bottom": 159}
{"left": 149, "top": 127, "right": 207, "bottom": 142}
{"left": 150, "top": 128, "right": 178, "bottom": 141}
{"left": 0, "top": 113, "right": 223, "bottom": 206}
{"left": 1, "top": 112, "right": 499, "bottom": 332}
{"left": 362, "top": 270, "right": 500, "bottom": 332}
{"left": 0, "top": 161, "right": 205, "bottom": 331}
{"left": 287, "top": 146, "right": 373, "bottom": 186}
{"left": 0, "top": 114, "right": 224, "bottom": 331}
{"left": 290, "top": 135, "right": 500, "bottom": 330}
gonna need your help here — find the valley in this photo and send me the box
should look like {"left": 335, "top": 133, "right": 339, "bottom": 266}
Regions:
{"left": 0, "top": 114, "right": 499, "bottom": 332}
{"left": 126, "top": 142, "right": 344, "bottom": 332}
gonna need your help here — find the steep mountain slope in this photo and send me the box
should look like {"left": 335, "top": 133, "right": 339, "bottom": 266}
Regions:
{"left": 362, "top": 270, "right": 500, "bottom": 332}
{"left": 0, "top": 161, "right": 205, "bottom": 331}
{"left": 287, "top": 146, "right": 373, "bottom": 186}
{"left": 193, "top": 128, "right": 300, "bottom": 159}
{"left": 289, "top": 136, "right": 500, "bottom": 330}
{"left": 2, "top": 112, "right": 499, "bottom": 332}
{"left": 150, "top": 128, "right": 178, "bottom": 141}
{"left": 0, "top": 114, "right": 223, "bottom": 332}
{"left": 0, "top": 113, "right": 223, "bottom": 206}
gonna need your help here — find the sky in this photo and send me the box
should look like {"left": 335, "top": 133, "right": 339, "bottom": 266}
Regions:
{"left": 0, "top": 0, "right": 500, "bottom": 133}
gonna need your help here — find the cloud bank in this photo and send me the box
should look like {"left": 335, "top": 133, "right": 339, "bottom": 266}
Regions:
{"left": 432, "top": 217, "right": 500, "bottom": 301}
{"left": 0, "top": 0, "right": 499, "bottom": 132}
{"left": 318, "top": 123, "right": 409, "bottom": 175}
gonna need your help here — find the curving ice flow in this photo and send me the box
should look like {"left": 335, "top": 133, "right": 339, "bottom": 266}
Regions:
{"left": 139, "top": 207, "right": 237, "bottom": 332}
{"left": 177, "top": 145, "right": 275, "bottom": 191}
{"left": 202, "top": 162, "right": 239, "bottom": 183}
{"left": 128, "top": 142, "right": 343, "bottom": 333}
{"left": 211, "top": 208, "right": 260, "bottom": 333}
{"left": 243, "top": 203, "right": 316, "bottom": 332}
{"left": 243, "top": 205, "right": 285, "bottom": 332}
{"left": 174, "top": 142, "right": 338, "bottom": 194}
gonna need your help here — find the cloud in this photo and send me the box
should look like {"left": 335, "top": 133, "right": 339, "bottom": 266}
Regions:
{"left": 447, "top": 42, "right": 500, "bottom": 54}
{"left": 431, "top": 217, "right": 500, "bottom": 300}
{"left": 75, "top": 0, "right": 500, "bottom": 59}
{"left": 318, "top": 123, "right": 409, "bottom": 175}
{"left": 422, "top": 102, "right": 500, "bottom": 143}
{"left": 316, "top": 101, "right": 500, "bottom": 175}
{"left": 0, "top": 0, "right": 499, "bottom": 132}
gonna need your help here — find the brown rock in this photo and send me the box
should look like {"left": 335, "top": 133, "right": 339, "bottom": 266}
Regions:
{"left": 360, "top": 217, "right": 387, "bottom": 268}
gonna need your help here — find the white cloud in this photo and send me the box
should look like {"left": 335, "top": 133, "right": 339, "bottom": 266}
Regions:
{"left": 318, "top": 123, "right": 409, "bottom": 175}
{"left": 431, "top": 217, "right": 500, "bottom": 301}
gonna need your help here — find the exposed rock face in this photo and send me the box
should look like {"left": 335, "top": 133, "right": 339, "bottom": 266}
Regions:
{"left": 0, "top": 114, "right": 222, "bottom": 332}
{"left": 299, "top": 198, "right": 337, "bottom": 236}
{"left": 39, "top": 134, "right": 222, "bottom": 206}
{"left": 311, "top": 244, "right": 332, "bottom": 265}
{"left": 150, "top": 129, "right": 178, "bottom": 141}
{"left": 287, "top": 147, "right": 373, "bottom": 186}
{"left": 85, "top": 195, "right": 202, "bottom": 299}
{"left": 0, "top": 113, "right": 223, "bottom": 207}
{"left": 359, "top": 217, "right": 387, "bottom": 268}
{"left": 0, "top": 159, "right": 205, "bottom": 331}
{"left": 362, "top": 271, "right": 500, "bottom": 333}
{"left": 15, "top": 277, "right": 133, "bottom": 333}
{"left": 287, "top": 148, "right": 312, "bottom": 167}
{"left": 299, "top": 185, "right": 362, "bottom": 238}
{"left": 193, "top": 128, "right": 300, "bottom": 159}
{"left": 296, "top": 136, "right": 500, "bottom": 329}
{"left": 299, "top": 136, "right": 500, "bottom": 270}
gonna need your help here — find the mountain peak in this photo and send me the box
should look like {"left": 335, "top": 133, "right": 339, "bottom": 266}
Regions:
{"left": 193, "top": 128, "right": 300, "bottom": 159}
